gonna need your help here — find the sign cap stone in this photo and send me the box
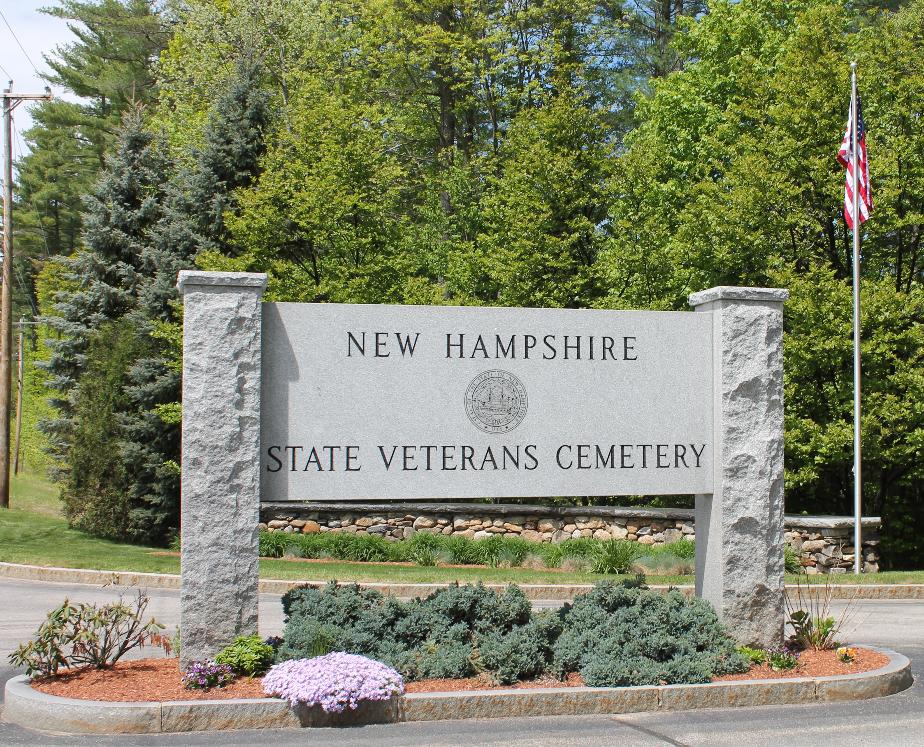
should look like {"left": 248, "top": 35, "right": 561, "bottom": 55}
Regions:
{"left": 688, "top": 286, "right": 789, "bottom": 307}
{"left": 177, "top": 270, "right": 267, "bottom": 294}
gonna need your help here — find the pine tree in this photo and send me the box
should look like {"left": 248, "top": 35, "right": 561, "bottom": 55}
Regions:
{"left": 141, "top": 58, "right": 271, "bottom": 319}
{"left": 41, "top": 107, "right": 168, "bottom": 536}
{"left": 14, "top": 0, "right": 167, "bottom": 310}
{"left": 114, "top": 59, "right": 271, "bottom": 542}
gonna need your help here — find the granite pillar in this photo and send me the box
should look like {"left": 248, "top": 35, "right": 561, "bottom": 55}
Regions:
{"left": 177, "top": 270, "right": 267, "bottom": 666}
{"left": 689, "top": 286, "right": 788, "bottom": 647}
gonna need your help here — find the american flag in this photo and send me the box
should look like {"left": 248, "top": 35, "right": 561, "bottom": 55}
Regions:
{"left": 837, "top": 96, "right": 872, "bottom": 228}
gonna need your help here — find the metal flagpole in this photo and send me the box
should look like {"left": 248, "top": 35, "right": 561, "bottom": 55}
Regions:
{"left": 850, "top": 62, "right": 863, "bottom": 575}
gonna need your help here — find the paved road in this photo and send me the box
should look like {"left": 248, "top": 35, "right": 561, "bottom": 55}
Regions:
{"left": 0, "top": 579, "right": 921, "bottom": 746}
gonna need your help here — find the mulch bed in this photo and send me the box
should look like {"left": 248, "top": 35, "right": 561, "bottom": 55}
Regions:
{"left": 30, "top": 647, "right": 889, "bottom": 702}
{"left": 32, "top": 659, "right": 265, "bottom": 702}
{"left": 712, "top": 647, "right": 889, "bottom": 681}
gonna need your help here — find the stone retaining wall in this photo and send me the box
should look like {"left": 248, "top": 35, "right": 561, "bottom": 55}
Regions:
{"left": 260, "top": 503, "right": 882, "bottom": 573}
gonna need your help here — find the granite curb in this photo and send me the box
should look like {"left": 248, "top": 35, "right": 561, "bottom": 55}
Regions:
{"left": 1, "top": 647, "right": 912, "bottom": 735}
{"left": 2, "top": 561, "right": 924, "bottom": 600}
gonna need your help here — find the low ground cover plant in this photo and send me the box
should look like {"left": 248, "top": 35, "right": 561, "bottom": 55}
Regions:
{"left": 259, "top": 529, "right": 699, "bottom": 575}
{"left": 262, "top": 652, "right": 404, "bottom": 712}
{"left": 766, "top": 646, "right": 799, "bottom": 671}
{"left": 278, "top": 582, "right": 549, "bottom": 682}
{"left": 9, "top": 590, "right": 168, "bottom": 676}
{"left": 182, "top": 661, "right": 235, "bottom": 689}
{"left": 215, "top": 635, "right": 275, "bottom": 677}
{"left": 275, "top": 580, "right": 747, "bottom": 687}
{"left": 552, "top": 583, "right": 748, "bottom": 686}
{"left": 737, "top": 646, "right": 767, "bottom": 665}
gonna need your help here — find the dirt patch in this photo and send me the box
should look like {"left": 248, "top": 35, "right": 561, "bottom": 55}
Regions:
{"left": 30, "top": 648, "right": 890, "bottom": 702}
{"left": 713, "top": 647, "right": 889, "bottom": 681}
{"left": 32, "top": 659, "right": 267, "bottom": 702}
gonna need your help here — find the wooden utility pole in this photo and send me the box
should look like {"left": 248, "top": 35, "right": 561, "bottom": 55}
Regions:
{"left": 1, "top": 82, "right": 52, "bottom": 508}
{"left": 13, "top": 318, "right": 23, "bottom": 476}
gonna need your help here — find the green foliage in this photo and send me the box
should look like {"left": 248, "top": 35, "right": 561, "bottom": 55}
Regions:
{"left": 9, "top": 590, "right": 166, "bottom": 676}
{"left": 477, "top": 613, "right": 563, "bottom": 685}
{"left": 60, "top": 320, "right": 149, "bottom": 538}
{"left": 215, "top": 635, "right": 275, "bottom": 677}
{"left": 767, "top": 647, "right": 799, "bottom": 671}
{"left": 664, "top": 539, "right": 696, "bottom": 560}
{"left": 788, "top": 611, "right": 839, "bottom": 651}
{"left": 278, "top": 582, "right": 547, "bottom": 683}
{"left": 603, "top": 0, "right": 924, "bottom": 564}
{"left": 785, "top": 544, "right": 803, "bottom": 574}
{"left": 259, "top": 530, "right": 692, "bottom": 575}
{"left": 409, "top": 545, "right": 439, "bottom": 567}
{"left": 591, "top": 540, "right": 643, "bottom": 575}
{"left": 14, "top": 0, "right": 167, "bottom": 267}
{"left": 632, "top": 553, "right": 695, "bottom": 577}
{"left": 737, "top": 646, "right": 767, "bottom": 666}
{"left": 552, "top": 583, "right": 748, "bottom": 686}
{"left": 277, "top": 581, "right": 745, "bottom": 686}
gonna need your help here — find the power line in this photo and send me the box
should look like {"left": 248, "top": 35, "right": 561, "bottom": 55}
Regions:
{"left": 0, "top": 61, "right": 11, "bottom": 80}
{"left": 0, "top": 9, "right": 42, "bottom": 78}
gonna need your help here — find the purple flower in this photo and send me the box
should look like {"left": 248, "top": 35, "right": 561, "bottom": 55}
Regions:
{"left": 262, "top": 653, "right": 404, "bottom": 713}
{"left": 182, "top": 660, "right": 235, "bottom": 690}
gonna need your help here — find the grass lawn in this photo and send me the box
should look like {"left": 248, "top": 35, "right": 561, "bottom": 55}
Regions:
{"left": 4, "top": 471, "right": 924, "bottom": 586}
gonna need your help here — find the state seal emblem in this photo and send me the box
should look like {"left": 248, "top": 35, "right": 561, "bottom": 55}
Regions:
{"left": 464, "top": 370, "right": 528, "bottom": 434}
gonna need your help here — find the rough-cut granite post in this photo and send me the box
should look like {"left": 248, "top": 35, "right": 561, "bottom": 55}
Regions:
{"left": 177, "top": 270, "right": 267, "bottom": 667}
{"left": 689, "top": 286, "right": 788, "bottom": 647}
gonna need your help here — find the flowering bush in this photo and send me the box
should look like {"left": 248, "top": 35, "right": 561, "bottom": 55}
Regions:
{"left": 182, "top": 661, "right": 235, "bottom": 690}
{"left": 262, "top": 653, "right": 404, "bottom": 713}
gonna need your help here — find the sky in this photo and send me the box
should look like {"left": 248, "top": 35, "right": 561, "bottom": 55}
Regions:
{"left": 1, "top": 0, "right": 77, "bottom": 163}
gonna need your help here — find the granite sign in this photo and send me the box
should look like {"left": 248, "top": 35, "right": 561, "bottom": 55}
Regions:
{"left": 176, "top": 271, "right": 788, "bottom": 665}
{"left": 260, "top": 303, "right": 714, "bottom": 501}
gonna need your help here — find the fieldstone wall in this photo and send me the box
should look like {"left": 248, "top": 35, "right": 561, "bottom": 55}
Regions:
{"left": 260, "top": 503, "right": 881, "bottom": 573}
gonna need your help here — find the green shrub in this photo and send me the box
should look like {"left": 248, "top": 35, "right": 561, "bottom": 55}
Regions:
{"left": 788, "top": 611, "right": 838, "bottom": 650}
{"left": 591, "top": 540, "right": 642, "bottom": 574}
{"left": 737, "top": 646, "right": 766, "bottom": 665}
{"left": 552, "top": 582, "right": 748, "bottom": 686}
{"left": 278, "top": 582, "right": 540, "bottom": 681}
{"left": 215, "top": 635, "right": 275, "bottom": 676}
{"left": 639, "top": 539, "right": 696, "bottom": 561}
{"left": 478, "top": 612, "right": 563, "bottom": 684}
{"left": 784, "top": 544, "right": 802, "bottom": 574}
{"left": 258, "top": 529, "right": 702, "bottom": 575}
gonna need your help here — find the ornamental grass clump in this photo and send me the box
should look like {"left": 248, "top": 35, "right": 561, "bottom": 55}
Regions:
{"left": 263, "top": 653, "right": 404, "bottom": 712}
